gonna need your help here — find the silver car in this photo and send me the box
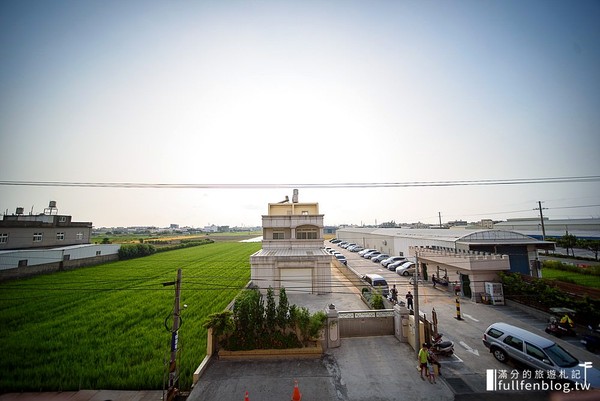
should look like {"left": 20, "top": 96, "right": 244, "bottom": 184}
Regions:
{"left": 482, "top": 322, "right": 600, "bottom": 389}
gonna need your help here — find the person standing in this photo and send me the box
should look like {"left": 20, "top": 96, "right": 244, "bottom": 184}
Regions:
{"left": 427, "top": 359, "right": 436, "bottom": 384}
{"left": 390, "top": 284, "right": 398, "bottom": 304}
{"left": 428, "top": 348, "right": 442, "bottom": 376}
{"left": 405, "top": 291, "right": 413, "bottom": 310}
{"left": 418, "top": 343, "right": 429, "bottom": 381}
{"left": 432, "top": 274, "right": 437, "bottom": 288}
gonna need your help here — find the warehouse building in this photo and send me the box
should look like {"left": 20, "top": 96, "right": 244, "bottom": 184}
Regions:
{"left": 335, "top": 227, "right": 554, "bottom": 301}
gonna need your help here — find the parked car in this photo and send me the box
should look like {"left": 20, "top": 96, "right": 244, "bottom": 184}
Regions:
{"left": 342, "top": 242, "right": 356, "bottom": 249}
{"left": 334, "top": 253, "right": 347, "bottom": 265}
{"left": 371, "top": 254, "right": 390, "bottom": 263}
{"left": 363, "top": 250, "right": 381, "bottom": 259}
{"left": 381, "top": 256, "right": 406, "bottom": 268}
{"left": 396, "top": 261, "right": 416, "bottom": 276}
{"left": 361, "top": 273, "right": 389, "bottom": 296}
{"left": 337, "top": 241, "right": 349, "bottom": 248}
{"left": 387, "top": 259, "right": 405, "bottom": 270}
{"left": 358, "top": 248, "right": 377, "bottom": 256}
{"left": 349, "top": 245, "right": 364, "bottom": 252}
{"left": 482, "top": 322, "right": 600, "bottom": 389}
{"left": 330, "top": 239, "right": 342, "bottom": 244}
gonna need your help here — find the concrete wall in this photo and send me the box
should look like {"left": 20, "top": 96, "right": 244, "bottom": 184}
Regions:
{"left": 0, "top": 253, "right": 119, "bottom": 281}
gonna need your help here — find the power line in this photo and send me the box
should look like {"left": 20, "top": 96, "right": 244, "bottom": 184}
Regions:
{"left": 1, "top": 175, "right": 599, "bottom": 189}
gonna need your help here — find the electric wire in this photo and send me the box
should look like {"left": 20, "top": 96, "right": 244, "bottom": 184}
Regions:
{"left": 1, "top": 175, "right": 599, "bottom": 189}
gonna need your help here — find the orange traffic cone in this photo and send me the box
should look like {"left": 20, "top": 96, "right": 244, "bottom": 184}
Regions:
{"left": 291, "top": 380, "right": 302, "bottom": 401}
{"left": 244, "top": 390, "right": 250, "bottom": 401}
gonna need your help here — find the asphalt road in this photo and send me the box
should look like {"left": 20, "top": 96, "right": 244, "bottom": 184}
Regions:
{"left": 332, "top": 244, "right": 600, "bottom": 394}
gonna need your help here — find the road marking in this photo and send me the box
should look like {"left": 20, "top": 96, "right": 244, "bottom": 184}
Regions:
{"left": 459, "top": 341, "right": 480, "bottom": 356}
{"left": 462, "top": 313, "right": 479, "bottom": 322}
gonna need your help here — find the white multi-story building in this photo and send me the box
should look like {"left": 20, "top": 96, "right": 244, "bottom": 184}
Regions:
{"left": 250, "top": 191, "right": 331, "bottom": 294}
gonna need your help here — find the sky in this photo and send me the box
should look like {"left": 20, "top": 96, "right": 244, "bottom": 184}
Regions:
{"left": 1, "top": 0, "right": 599, "bottom": 228}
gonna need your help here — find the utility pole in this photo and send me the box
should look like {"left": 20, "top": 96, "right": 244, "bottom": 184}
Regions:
{"left": 164, "top": 268, "right": 182, "bottom": 401}
{"left": 534, "top": 201, "right": 547, "bottom": 241}
{"left": 438, "top": 212, "right": 442, "bottom": 228}
{"left": 413, "top": 248, "right": 421, "bottom": 359}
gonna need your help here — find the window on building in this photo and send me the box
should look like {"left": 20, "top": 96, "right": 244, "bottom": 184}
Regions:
{"left": 63, "top": 254, "right": 71, "bottom": 261}
{"left": 56, "top": 232, "right": 65, "bottom": 240}
{"left": 59, "top": 216, "right": 67, "bottom": 222}
{"left": 0, "top": 233, "right": 8, "bottom": 244}
{"left": 76, "top": 232, "right": 84, "bottom": 240}
{"left": 273, "top": 232, "right": 285, "bottom": 240}
{"left": 18, "top": 260, "right": 28, "bottom": 267}
{"left": 301, "top": 210, "right": 309, "bottom": 215}
{"left": 96, "top": 251, "right": 101, "bottom": 256}
{"left": 296, "top": 228, "right": 318, "bottom": 239}
{"left": 33, "top": 232, "right": 43, "bottom": 242}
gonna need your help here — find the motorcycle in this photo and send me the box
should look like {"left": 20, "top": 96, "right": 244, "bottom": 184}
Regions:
{"left": 545, "top": 315, "right": 577, "bottom": 337}
{"left": 430, "top": 333, "right": 454, "bottom": 356}
{"left": 581, "top": 325, "right": 600, "bottom": 353}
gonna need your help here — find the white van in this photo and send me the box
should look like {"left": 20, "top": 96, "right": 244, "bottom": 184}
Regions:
{"left": 482, "top": 322, "right": 600, "bottom": 389}
{"left": 362, "top": 273, "right": 389, "bottom": 296}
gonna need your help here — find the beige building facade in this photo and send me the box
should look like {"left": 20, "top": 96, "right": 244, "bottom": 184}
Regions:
{"left": 250, "top": 192, "right": 331, "bottom": 294}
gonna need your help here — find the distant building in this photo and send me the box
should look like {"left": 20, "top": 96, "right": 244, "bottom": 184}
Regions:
{"left": 0, "top": 201, "right": 119, "bottom": 280}
{"left": 0, "top": 201, "right": 92, "bottom": 251}
{"left": 250, "top": 190, "right": 331, "bottom": 294}
{"left": 203, "top": 225, "right": 219, "bottom": 233}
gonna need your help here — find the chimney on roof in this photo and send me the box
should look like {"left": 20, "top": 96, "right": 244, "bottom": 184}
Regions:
{"left": 292, "top": 189, "right": 299, "bottom": 203}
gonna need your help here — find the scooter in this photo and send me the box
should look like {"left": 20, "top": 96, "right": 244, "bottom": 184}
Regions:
{"left": 545, "top": 316, "right": 577, "bottom": 337}
{"left": 431, "top": 333, "right": 454, "bottom": 356}
{"left": 581, "top": 325, "right": 600, "bottom": 353}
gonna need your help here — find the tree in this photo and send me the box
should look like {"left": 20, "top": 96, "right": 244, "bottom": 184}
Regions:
{"left": 265, "top": 287, "right": 277, "bottom": 335}
{"left": 557, "top": 234, "right": 577, "bottom": 256}
{"left": 203, "top": 310, "right": 234, "bottom": 337}
{"left": 579, "top": 239, "right": 600, "bottom": 261}
{"left": 276, "top": 287, "right": 289, "bottom": 329}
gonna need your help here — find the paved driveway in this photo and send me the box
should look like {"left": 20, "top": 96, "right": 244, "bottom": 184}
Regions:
{"left": 187, "top": 336, "right": 453, "bottom": 401}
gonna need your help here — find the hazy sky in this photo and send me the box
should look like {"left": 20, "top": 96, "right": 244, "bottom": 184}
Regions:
{"left": 1, "top": 0, "right": 599, "bottom": 228}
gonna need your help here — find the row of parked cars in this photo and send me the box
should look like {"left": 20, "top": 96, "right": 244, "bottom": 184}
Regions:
{"left": 328, "top": 239, "right": 416, "bottom": 276}
{"left": 324, "top": 242, "right": 347, "bottom": 265}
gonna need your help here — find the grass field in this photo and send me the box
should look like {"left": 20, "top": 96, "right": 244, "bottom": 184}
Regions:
{"left": 0, "top": 241, "right": 262, "bottom": 392}
{"left": 542, "top": 267, "right": 600, "bottom": 289}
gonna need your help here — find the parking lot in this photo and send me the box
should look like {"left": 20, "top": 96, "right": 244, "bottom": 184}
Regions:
{"left": 328, "top": 240, "right": 600, "bottom": 394}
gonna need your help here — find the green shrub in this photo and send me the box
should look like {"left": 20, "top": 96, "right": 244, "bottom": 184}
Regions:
{"left": 118, "top": 243, "right": 156, "bottom": 260}
{"left": 308, "top": 310, "right": 327, "bottom": 339}
{"left": 371, "top": 294, "right": 384, "bottom": 309}
{"left": 211, "top": 288, "right": 324, "bottom": 351}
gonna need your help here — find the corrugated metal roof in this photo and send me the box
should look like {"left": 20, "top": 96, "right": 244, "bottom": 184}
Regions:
{"left": 337, "top": 227, "right": 553, "bottom": 245}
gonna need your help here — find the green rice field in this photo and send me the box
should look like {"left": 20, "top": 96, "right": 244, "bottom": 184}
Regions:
{"left": 0, "top": 242, "right": 262, "bottom": 392}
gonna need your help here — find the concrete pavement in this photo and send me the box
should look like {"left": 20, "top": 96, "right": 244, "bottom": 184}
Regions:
{"left": 186, "top": 264, "right": 454, "bottom": 401}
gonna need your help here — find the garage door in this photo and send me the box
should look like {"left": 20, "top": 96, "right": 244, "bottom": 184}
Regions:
{"left": 280, "top": 268, "right": 313, "bottom": 294}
